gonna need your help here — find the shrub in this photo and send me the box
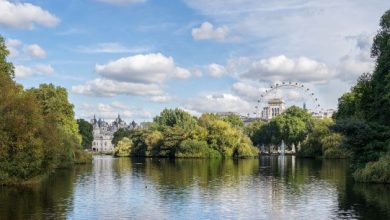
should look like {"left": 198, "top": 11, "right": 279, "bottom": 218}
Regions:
{"left": 114, "top": 138, "right": 133, "bottom": 157}
{"left": 353, "top": 154, "right": 390, "bottom": 183}
{"left": 175, "top": 139, "right": 221, "bottom": 158}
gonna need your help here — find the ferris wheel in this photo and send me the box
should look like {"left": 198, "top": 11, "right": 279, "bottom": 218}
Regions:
{"left": 253, "top": 81, "right": 323, "bottom": 118}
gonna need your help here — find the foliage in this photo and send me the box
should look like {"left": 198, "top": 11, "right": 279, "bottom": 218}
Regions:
{"left": 77, "top": 119, "right": 93, "bottom": 149}
{"left": 112, "top": 128, "right": 133, "bottom": 146}
{"left": 27, "top": 84, "right": 81, "bottom": 143}
{"left": 114, "top": 138, "right": 133, "bottom": 157}
{"left": 0, "top": 36, "right": 90, "bottom": 184}
{"left": 175, "top": 139, "right": 220, "bottom": 158}
{"left": 321, "top": 133, "right": 349, "bottom": 159}
{"left": 332, "top": 9, "right": 390, "bottom": 183}
{"left": 244, "top": 120, "right": 266, "bottom": 146}
{"left": 222, "top": 114, "right": 244, "bottom": 129}
{"left": 353, "top": 154, "right": 390, "bottom": 183}
{"left": 154, "top": 108, "right": 197, "bottom": 130}
{"left": 0, "top": 36, "right": 14, "bottom": 79}
{"left": 299, "top": 118, "right": 333, "bottom": 157}
{"left": 247, "top": 106, "right": 313, "bottom": 149}
{"left": 112, "top": 110, "right": 259, "bottom": 158}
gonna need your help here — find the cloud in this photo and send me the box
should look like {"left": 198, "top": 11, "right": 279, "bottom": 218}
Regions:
{"left": 0, "top": 0, "right": 59, "bottom": 29}
{"left": 95, "top": 53, "right": 191, "bottom": 84}
{"left": 232, "top": 81, "right": 261, "bottom": 101}
{"left": 208, "top": 63, "right": 226, "bottom": 77}
{"left": 149, "top": 95, "right": 173, "bottom": 103}
{"left": 76, "top": 43, "right": 151, "bottom": 54}
{"left": 34, "top": 64, "right": 54, "bottom": 74}
{"left": 78, "top": 102, "right": 152, "bottom": 121}
{"left": 14, "top": 64, "right": 54, "bottom": 77}
{"left": 15, "top": 65, "right": 34, "bottom": 77}
{"left": 5, "top": 38, "right": 22, "bottom": 57}
{"left": 96, "top": 0, "right": 146, "bottom": 6}
{"left": 185, "top": 93, "right": 252, "bottom": 115}
{"left": 25, "top": 44, "right": 46, "bottom": 58}
{"left": 242, "top": 55, "right": 335, "bottom": 84}
{"left": 72, "top": 78, "right": 164, "bottom": 97}
{"left": 338, "top": 33, "right": 375, "bottom": 81}
{"left": 192, "top": 22, "right": 229, "bottom": 41}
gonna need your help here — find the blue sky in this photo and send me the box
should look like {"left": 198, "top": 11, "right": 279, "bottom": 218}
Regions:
{"left": 1, "top": 0, "right": 390, "bottom": 122}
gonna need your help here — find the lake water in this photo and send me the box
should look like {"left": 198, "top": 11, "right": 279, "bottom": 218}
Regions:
{"left": 0, "top": 156, "right": 389, "bottom": 220}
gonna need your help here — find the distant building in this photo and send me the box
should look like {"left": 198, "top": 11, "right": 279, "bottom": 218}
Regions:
{"left": 261, "top": 98, "right": 286, "bottom": 121}
{"left": 91, "top": 115, "right": 138, "bottom": 153}
{"left": 312, "top": 109, "right": 335, "bottom": 119}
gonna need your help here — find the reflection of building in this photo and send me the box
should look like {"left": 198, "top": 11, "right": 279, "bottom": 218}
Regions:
{"left": 91, "top": 115, "right": 138, "bottom": 153}
{"left": 261, "top": 98, "right": 286, "bottom": 121}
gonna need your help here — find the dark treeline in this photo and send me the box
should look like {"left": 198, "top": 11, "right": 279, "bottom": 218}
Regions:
{"left": 0, "top": 37, "right": 91, "bottom": 185}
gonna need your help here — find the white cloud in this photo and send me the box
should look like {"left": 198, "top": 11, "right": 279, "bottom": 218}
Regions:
{"left": 76, "top": 43, "right": 151, "bottom": 54}
{"left": 242, "top": 55, "right": 336, "bottom": 84}
{"left": 96, "top": 0, "right": 146, "bottom": 5}
{"left": 338, "top": 33, "right": 375, "bottom": 81}
{"left": 15, "top": 65, "right": 34, "bottom": 77}
{"left": 72, "top": 78, "right": 164, "bottom": 97}
{"left": 14, "top": 64, "right": 54, "bottom": 77}
{"left": 25, "top": 44, "right": 46, "bottom": 58}
{"left": 185, "top": 93, "right": 252, "bottom": 115}
{"left": 5, "top": 38, "right": 22, "bottom": 57}
{"left": 232, "top": 81, "right": 261, "bottom": 101}
{"left": 208, "top": 63, "right": 226, "bottom": 77}
{"left": 34, "top": 64, "right": 54, "bottom": 74}
{"left": 192, "top": 22, "right": 229, "bottom": 41}
{"left": 78, "top": 102, "right": 152, "bottom": 121}
{"left": 0, "top": 0, "right": 59, "bottom": 29}
{"left": 149, "top": 95, "right": 173, "bottom": 103}
{"left": 95, "top": 53, "right": 191, "bottom": 84}
{"left": 184, "top": 0, "right": 390, "bottom": 64}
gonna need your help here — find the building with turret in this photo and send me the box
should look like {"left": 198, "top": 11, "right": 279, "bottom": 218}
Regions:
{"left": 91, "top": 115, "right": 138, "bottom": 153}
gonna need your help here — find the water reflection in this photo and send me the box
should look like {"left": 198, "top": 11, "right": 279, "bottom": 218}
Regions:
{"left": 0, "top": 156, "right": 389, "bottom": 219}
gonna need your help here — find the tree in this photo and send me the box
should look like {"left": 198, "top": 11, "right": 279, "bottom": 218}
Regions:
{"left": 114, "top": 138, "right": 133, "bottom": 157}
{"left": 154, "top": 108, "right": 197, "bottom": 130}
{"left": 77, "top": 119, "right": 93, "bottom": 149}
{"left": 112, "top": 128, "right": 132, "bottom": 146}
{"left": 0, "top": 36, "right": 14, "bottom": 79}
{"left": 27, "top": 84, "right": 81, "bottom": 143}
{"left": 370, "top": 9, "right": 390, "bottom": 125}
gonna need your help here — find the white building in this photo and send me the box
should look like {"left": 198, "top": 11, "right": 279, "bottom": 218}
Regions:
{"left": 261, "top": 98, "right": 286, "bottom": 121}
{"left": 91, "top": 115, "right": 134, "bottom": 153}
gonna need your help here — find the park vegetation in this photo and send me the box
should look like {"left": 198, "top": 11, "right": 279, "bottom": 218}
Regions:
{"left": 113, "top": 109, "right": 258, "bottom": 158}
{"left": 0, "top": 36, "right": 91, "bottom": 185}
{"left": 330, "top": 9, "right": 390, "bottom": 183}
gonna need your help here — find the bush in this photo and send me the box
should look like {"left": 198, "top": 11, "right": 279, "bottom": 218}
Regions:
{"left": 175, "top": 139, "right": 221, "bottom": 158}
{"left": 114, "top": 138, "right": 133, "bottom": 157}
{"left": 235, "top": 143, "right": 259, "bottom": 158}
{"left": 353, "top": 155, "right": 390, "bottom": 183}
{"left": 322, "top": 133, "right": 350, "bottom": 159}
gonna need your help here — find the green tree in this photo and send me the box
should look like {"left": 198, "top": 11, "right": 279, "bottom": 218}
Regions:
{"left": 0, "top": 36, "right": 14, "bottom": 79}
{"left": 112, "top": 128, "right": 132, "bottom": 146}
{"left": 114, "top": 137, "right": 133, "bottom": 157}
{"left": 154, "top": 108, "right": 197, "bottom": 130}
{"left": 27, "top": 84, "right": 81, "bottom": 142}
{"left": 77, "top": 119, "right": 93, "bottom": 149}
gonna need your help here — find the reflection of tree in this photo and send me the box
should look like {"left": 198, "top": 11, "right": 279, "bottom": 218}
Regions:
{"left": 133, "top": 158, "right": 260, "bottom": 189}
{"left": 0, "top": 165, "right": 91, "bottom": 219}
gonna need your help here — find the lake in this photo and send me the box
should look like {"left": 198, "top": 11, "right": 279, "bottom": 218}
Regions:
{"left": 0, "top": 156, "right": 389, "bottom": 220}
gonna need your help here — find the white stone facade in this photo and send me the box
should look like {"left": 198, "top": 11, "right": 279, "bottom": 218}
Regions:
{"left": 261, "top": 98, "right": 286, "bottom": 121}
{"left": 91, "top": 115, "right": 134, "bottom": 153}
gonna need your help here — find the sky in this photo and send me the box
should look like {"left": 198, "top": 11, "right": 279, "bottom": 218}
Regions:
{"left": 1, "top": 0, "right": 390, "bottom": 123}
